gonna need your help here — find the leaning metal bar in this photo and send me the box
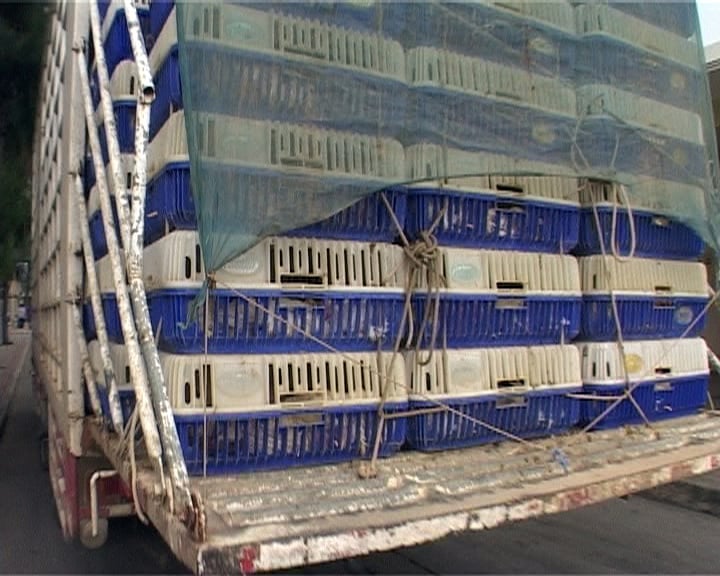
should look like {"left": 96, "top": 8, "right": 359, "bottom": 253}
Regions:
{"left": 126, "top": 60, "right": 193, "bottom": 514}
{"left": 88, "top": 0, "right": 131, "bottom": 251}
{"left": 76, "top": 43, "right": 164, "bottom": 467}
{"left": 120, "top": 0, "right": 193, "bottom": 515}
{"left": 123, "top": 0, "right": 155, "bottom": 101}
{"left": 69, "top": 296, "right": 103, "bottom": 418}
{"left": 72, "top": 173, "right": 124, "bottom": 433}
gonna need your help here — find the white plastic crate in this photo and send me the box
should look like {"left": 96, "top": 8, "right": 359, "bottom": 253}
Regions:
{"left": 488, "top": 1, "right": 575, "bottom": 34}
{"left": 407, "top": 345, "right": 581, "bottom": 399}
{"left": 160, "top": 350, "right": 406, "bottom": 413}
{"left": 576, "top": 84, "right": 704, "bottom": 145}
{"left": 179, "top": 3, "right": 406, "bottom": 82}
{"left": 406, "top": 47, "right": 576, "bottom": 117}
{"left": 406, "top": 144, "right": 580, "bottom": 204}
{"left": 196, "top": 112, "right": 406, "bottom": 181}
{"left": 148, "top": 111, "right": 187, "bottom": 181}
{"left": 578, "top": 176, "right": 706, "bottom": 214}
{"left": 428, "top": 248, "right": 580, "bottom": 294}
{"left": 149, "top": 111, "right": 406, "bottom": 183}
{"left": 87, "top": 154, "right": 135, "bottom": 215}
{"left": 143, "top": 231, "right": 406, "bottom": 291}
{"left": 577, "top": 338, "right": 708, "bottom": 386}
{"left": 107, "top": 60, "right": 139, "bottom": 101}
{"left": 579, "top": 256, "right": 707, "bottom": 295}
{"left": 575, "top": 3, "right": 698, "bottom": 69}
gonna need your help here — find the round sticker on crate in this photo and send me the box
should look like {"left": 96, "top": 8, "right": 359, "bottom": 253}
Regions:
{"left": 670, "top": 71, "right": 688, "bottom": 91}
{"left": 674, "top": 306, "right": 694, "bottom": 326}
{"left": 529, "top": 36, "right": 556, "bottom": 57}
{"left": 532, "top": 121, "right": 557, "bottom": 145}
{"left": 624, "top": 353, "right": 644, "bottom": 375}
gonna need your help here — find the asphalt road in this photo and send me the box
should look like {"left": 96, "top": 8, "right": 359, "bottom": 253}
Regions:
{"left": 2, "top": 365, "right": 720, "bottom": 574}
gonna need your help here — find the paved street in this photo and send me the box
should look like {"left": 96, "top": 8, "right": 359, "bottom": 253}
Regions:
{"left": 1, "top": 352, "right": 720, "bottom": 574}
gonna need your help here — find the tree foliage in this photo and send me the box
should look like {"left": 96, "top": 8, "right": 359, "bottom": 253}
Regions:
{"left": 0, "top": 3, "right": 48, "bottom": 281}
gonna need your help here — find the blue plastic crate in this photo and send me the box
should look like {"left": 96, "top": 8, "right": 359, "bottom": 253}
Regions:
{"left": 100, "top": 288, "right": 408, "bottom": 353}
{"left": 145, "top": 161, "right": 194, "bottom": 244}
{"left": 573, "top": 116, "right": 708, "bottom": 185}
{"left": 406, "top": 187, "right": 579, "bottom": 253}
{"left": 88, "top": 199, "right": 120, "bottom": 260}
{"left": 176, "top": 401, "right": 407, "bottom": 475}
{"left": 95, "top": 385, "right": 136, "bottom": 425}
{"left": 149, "top": 0, "right": 174, "bottom": 44}
{"left": 407, "top": 388, "right": 581, "bottom": 451}
{"left": 580, "top": 375, "right": 709, "bottom": 430}
{"left": 97, "top": 101, "right": 137, "bottom": 158}
{"left": 576, "top": 36, "right": 704, "bottom": 111}
{"left": 103, "top": 8, "right": 150, "bottom": 77}
{"left": 84, "top": 153, "right": 97, "bottom": 194}
{"left": 575, "top": 207, "right": 705, "bottom": 260}
{"left": 144, "top": 162, "right": 407, "bottom": 244}
{"left": 150, "top": 47, "right": 182, "bottom": 140}
{"left": 580, "top": 295, "right": 708, "bottom": 341}
{"left": 101, "top": 294, "right": 124, "bottom": 344}
{"left": 83, "top": 301, "right": 97, "bottom": 341}
{"left": 413, "top": 293, "right": 581, "bottom": 347}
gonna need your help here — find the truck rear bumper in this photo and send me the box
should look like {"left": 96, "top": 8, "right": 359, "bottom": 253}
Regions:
{"left": 88, "top": 413, "right": 720, "bottom": 574}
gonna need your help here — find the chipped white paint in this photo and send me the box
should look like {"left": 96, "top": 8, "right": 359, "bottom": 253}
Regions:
{"left": 76, "top": 45, "right": 163, "bottom": 465}
{"left": 468, "top": 505, "right": 508, "bottom": 530}
{"left": 72, "top": 174, "right": 124, "bottom": 432}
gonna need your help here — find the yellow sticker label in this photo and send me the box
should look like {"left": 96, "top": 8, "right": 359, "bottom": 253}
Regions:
{"left": 624, "top": 354, "right": 644, "bottom": 374}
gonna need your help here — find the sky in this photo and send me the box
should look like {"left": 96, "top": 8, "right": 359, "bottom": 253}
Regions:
{"left": 699, "top": 1, "right": 720, "bottom": 46}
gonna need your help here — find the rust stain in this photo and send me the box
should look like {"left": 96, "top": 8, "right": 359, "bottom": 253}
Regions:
{"left": 238, "top": 546, "right": 257, "bottom": 575}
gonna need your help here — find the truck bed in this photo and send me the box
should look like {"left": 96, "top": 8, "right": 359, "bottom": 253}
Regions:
{"left": 89, "top": 413, "right": 720, "bottom": 575}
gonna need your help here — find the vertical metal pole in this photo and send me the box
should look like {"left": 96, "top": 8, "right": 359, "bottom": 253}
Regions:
{"left": 75, "top": 43, "right": 164, "bottom": 467}
{"left": 72, "top": 173, "right": 124, "bottom": 433}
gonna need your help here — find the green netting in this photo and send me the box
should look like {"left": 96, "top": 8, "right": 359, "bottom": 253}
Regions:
{"left": 173, "top": 0, "right": 719, "bottom": 273}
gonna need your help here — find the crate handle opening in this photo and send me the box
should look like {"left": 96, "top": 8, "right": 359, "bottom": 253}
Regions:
{"left": 494, "top": 183, "right": 525, "bottom": 195}
{"left": 497, "top": 281, "right": 525, "bottom": 291}
{"left": 654, "top": 382, "right": 674, "bottom": 392}
{"left": 278, "top": 297, "right": 326, "bottom": 310}
{"left": 497, "top": 378, "right": 526, "bottom": 390}
{"left": 655, "top": 367, "right": 672, "bottom": 375}
{"left": 654, "top": 285, "right": 672, "bottom": 293}
{"left": 278, "top": 392, "right": 325, "bottom": 405}
{"left": 279, "top": 273, "right": 324, "bottom": 286}
{"left": 654, "top": 299, "right": 675, "bottom": 310}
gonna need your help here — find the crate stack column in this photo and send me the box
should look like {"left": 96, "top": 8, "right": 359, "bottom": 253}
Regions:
{"left": 93, "top": 1, "right": 417, "bottom": 474}
{"left": 572, "top": 3, "right": 711, "bottom": 428}
{"left": 82, "top": 0, "right": 150, "bottom": 418}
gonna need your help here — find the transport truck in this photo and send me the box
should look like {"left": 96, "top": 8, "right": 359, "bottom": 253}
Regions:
{"left": 31, "top": 0, "right": 720, "bottom": 573}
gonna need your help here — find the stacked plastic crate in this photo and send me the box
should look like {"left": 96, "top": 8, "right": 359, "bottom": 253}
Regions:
{"left": 571, "top": 3, "right": 711, "bottom": 428}
{"left": 574, "top": 182, "right": 710, "bottom": 428}
{"left": 89, "top": 1, "right": 415, "bottom": 474}
{"left": 394, "top": 2, "right": 584, "bottom": 450}
{"left": 82, "top": 0, "right": 149, "bottom": 413}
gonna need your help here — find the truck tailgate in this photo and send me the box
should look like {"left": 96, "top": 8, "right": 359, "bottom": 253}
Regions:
{"left": 89, "top": 413, "right": 720, "bottom": 574}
